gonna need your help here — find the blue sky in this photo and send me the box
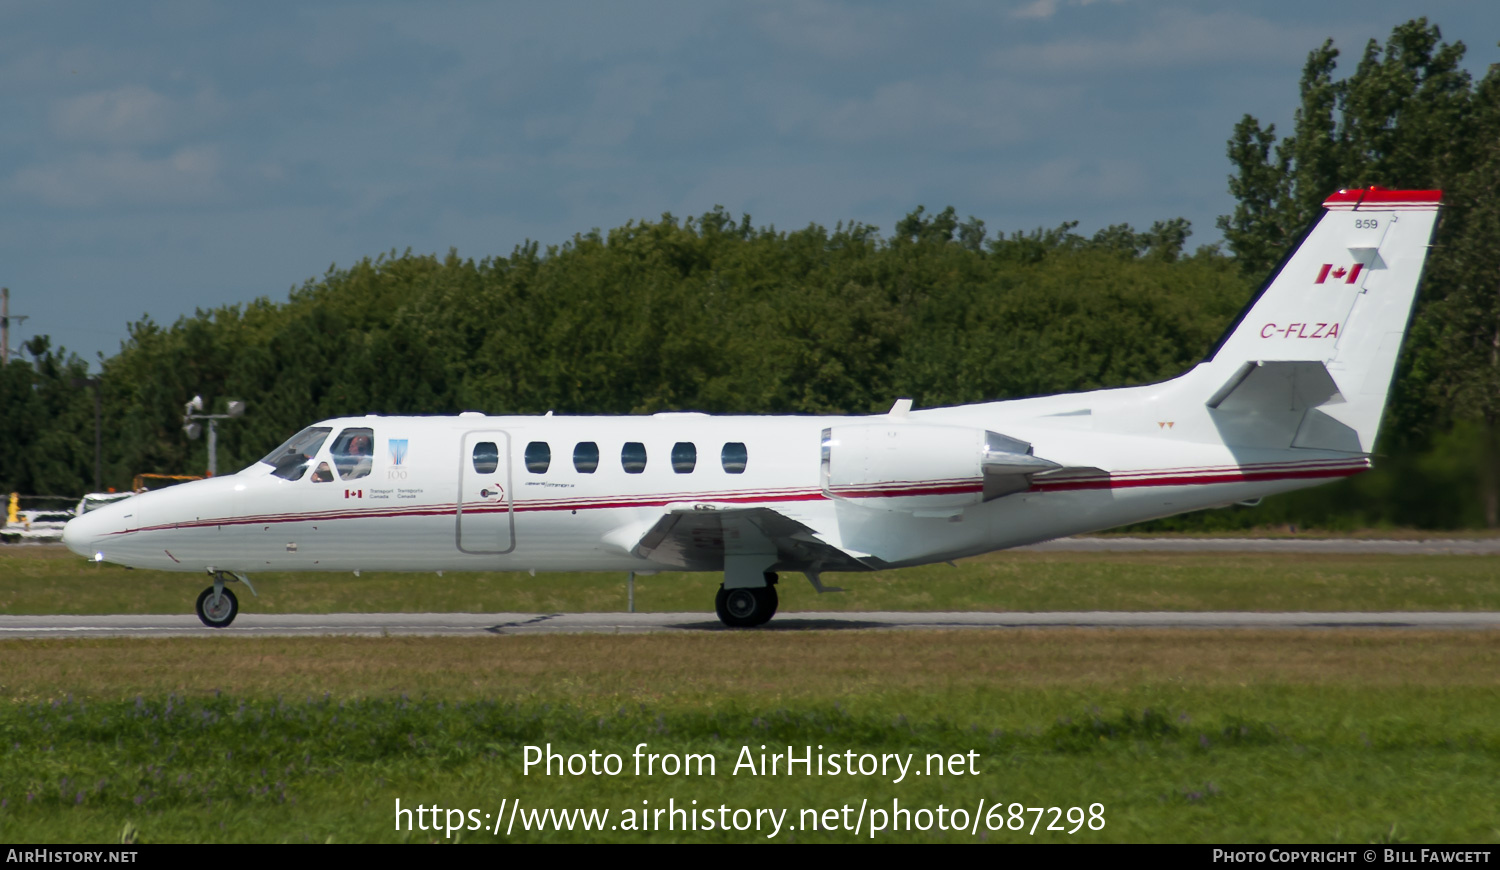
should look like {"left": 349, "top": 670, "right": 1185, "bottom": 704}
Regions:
{"left": 3, "top": 1, "right": 1497, "bottom": 368}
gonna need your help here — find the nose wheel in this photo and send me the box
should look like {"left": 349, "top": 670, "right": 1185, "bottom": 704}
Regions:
{"left": 196, "top": 586, "right": 238, "bottom": 627}
{"left": 196, "top": 573, "right": 241, "bottom": 628}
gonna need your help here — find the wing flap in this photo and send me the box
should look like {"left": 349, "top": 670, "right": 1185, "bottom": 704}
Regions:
{"left": 614, "top": 504, "right": 873, "bottom": 571}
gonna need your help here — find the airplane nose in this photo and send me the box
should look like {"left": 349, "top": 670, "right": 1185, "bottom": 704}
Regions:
{"left": 61, "top": 504, "right": 124, "bottom": 561}
{"left": 61, "top": 512, "right": 99, "bottom": 558}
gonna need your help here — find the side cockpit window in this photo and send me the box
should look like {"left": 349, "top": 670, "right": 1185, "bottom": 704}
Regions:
{"left": 331, "top": 427, "right": 375, "bottom": 480}
{"left": 260, "top": 427, "right": 332, "bottom": 481}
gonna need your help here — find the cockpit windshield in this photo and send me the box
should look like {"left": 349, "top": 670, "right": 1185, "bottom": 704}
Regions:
{"left": 256, "top": 427, "right": 332, "bottom": 481}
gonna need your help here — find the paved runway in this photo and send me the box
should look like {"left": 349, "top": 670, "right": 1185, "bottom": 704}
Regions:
{"left": 4, "top": 538, "right": 1497, "bottom": 638}
{"left": 1019, "top": 536, "right": 1500, "bottom": 554}
{"left": 3, "top": 610, "right": 1500, "bottom": 639}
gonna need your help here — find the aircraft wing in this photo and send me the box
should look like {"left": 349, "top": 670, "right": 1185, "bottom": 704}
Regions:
{"left": 611, "top": 504, "right": 875, "bottom": 572}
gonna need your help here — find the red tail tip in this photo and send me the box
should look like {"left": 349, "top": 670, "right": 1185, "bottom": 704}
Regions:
{"left": 1323, "top": 187, "right": 1442, "bottom": 209}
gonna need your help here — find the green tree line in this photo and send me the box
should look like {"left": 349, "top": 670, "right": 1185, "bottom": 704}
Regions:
{"left": 1219, "top": 18, "right": 1500, "bottom": 527}
{"left": 0, "top": 210, "right": 1244, "bottom": 491}
{"left": 3, "top": 18, "right": 1496, "bottom": 530}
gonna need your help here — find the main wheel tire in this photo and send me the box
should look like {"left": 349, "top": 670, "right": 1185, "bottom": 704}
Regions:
{"left": 759, "top": 583, "right": 779, "bottom": 621}
{"left": 715, "top": 584, "right": 778, "bottom": 628}
{"left": 196, "top": 586, "right": 239, "bottom": 628}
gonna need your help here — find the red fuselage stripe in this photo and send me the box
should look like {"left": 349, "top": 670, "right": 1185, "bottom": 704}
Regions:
{"left": 110, "top": 461, "right": 1370, "bottom": 535}
{"left": 1030, "top": 465, "right": 1365, "bottom": 492}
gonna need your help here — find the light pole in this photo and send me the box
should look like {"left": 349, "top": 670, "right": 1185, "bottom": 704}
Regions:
{"left": 183, "top": 395, "right": 246, "bottom": 476}
{"left": 1, "top": 288, "right": 29, "bottom": 367}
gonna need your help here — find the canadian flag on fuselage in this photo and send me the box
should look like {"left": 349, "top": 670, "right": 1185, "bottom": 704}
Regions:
{"left": 1314, "top": 263, "right": 1363, "bottom": 284}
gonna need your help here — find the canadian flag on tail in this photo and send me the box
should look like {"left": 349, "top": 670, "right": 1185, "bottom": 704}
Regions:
{"left": 1315, "top": 263, "right": 1363, "bottom": 285}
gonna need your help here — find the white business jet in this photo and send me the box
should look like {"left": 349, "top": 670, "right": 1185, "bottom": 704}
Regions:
{"left": 63, "top": 187, "right": 1441, "bottom": 628}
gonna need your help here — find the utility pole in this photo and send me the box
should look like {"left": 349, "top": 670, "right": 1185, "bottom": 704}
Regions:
{"left": 1, "top": 288, "right": 29, "bottom": 366}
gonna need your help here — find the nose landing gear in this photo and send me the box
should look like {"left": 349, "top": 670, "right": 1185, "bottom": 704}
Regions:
{"left": 196, "top": 570, "right": 255, "bottom": 628}
{"left": 196, "top": 585, "right": 238, "bottom": 627}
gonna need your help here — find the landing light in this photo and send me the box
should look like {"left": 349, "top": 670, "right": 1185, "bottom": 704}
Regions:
{"left": 93, "top": 552, "right": 104, "bottom": 563}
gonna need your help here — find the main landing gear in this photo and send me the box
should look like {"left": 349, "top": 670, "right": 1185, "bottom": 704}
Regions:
{"left": 715, "top": 573, "right": 779, "bottom": 628}
{"left": 196, "top": 570, "right": 256, "bottom": 628}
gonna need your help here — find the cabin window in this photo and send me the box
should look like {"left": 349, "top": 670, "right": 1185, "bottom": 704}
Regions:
{"left": 524, "top": 441, "right": 551, "bottom": 474}
{"left": 671, "top": 442, "right": 697, "bottom": 473}
{"left": 331, "top": 427, "right": 375, "bottom": 480}
{"left": 574, "top": 441, "right": 599, "bottom": 473}
{"left": 722, "top": 442, "right": 748, "bottom": 474}
{"left": 621, "top": 441, "right": 647, "bottom": 474}
{"left": 472, "top": 441, "right": 499, "bottom": 475}
{"left": 261, "top": 426, "right": 332, "bottom": 481}
{"left": 311, "top": 461, "right": 334, "bottom": 483}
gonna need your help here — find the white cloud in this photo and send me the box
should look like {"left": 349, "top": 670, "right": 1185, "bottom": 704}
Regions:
{"left": 1010, "top": 0, "right": 1124, "bottom": 22}
{"left": 49, "top": 85, "right": 201, "bottom": 146}
{"left": 363, "top": 2, "right": 719, "bottom": 66}
{"left": 752, "top": 74, "right": 1078, "bottom": 149}
{"left": 12, "top": 146, "right": 224, "bottom": 209}
{"left": 522, "top": 63, "right": 671, "bottom": 156}
{"left": 751, "top": 0, "right": 901, "bottom": 60}
{"left": 1012, "top": 0, "right": 1059, "bottom": 21}
{"left": 980, "top": 156, "right": 1149, "bottom": 204}
{"left": 817, "top": 79, "right": 1023, "bottom": 145}
{"left": 991, "top": 10, "right": 1320, "bottom": 71}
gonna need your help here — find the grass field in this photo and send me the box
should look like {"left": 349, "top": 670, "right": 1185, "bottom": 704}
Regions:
{"left": 2, "top": 544, "right": 1498, "bottom": 843}
{"left": 1, "top": 631, "right": 1498, "bottom": 843}
{"left": 4, "top": 544, "right": 1500, "bottom": 615}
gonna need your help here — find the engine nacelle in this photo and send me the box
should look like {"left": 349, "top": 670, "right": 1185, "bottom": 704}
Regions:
{"left": 821, "top": 424, "right": 1058, "bottom": 513}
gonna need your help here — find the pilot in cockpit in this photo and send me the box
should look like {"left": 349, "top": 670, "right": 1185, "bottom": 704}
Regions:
{"left": 339, "top": 433, "right": 374, "bottom": 480}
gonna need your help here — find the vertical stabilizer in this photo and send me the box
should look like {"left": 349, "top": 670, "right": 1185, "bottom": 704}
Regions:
{"left": 1202, "top": 188, "right": 1440, "bottom": 452}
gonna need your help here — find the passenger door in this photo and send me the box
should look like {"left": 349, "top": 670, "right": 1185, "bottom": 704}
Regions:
{"left": 457, "top": 430, "right": 515, "bottom": 554}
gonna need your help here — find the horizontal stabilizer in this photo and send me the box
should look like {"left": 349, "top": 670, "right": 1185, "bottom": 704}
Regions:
{"left": 1027, "top": 466, "right": 1111, "bottom": 493}
{"left": 1291, "top": 409, "right": 1362, "bottom": 453}
{"left": 982, "top": 431, "right": 1061, "bottom": 500}
{"left": 1206, "top": 361, "right": 1353, "bottom": 450}
{"left": 1206, "top": 361, "right": 1343, "bottom": 412}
